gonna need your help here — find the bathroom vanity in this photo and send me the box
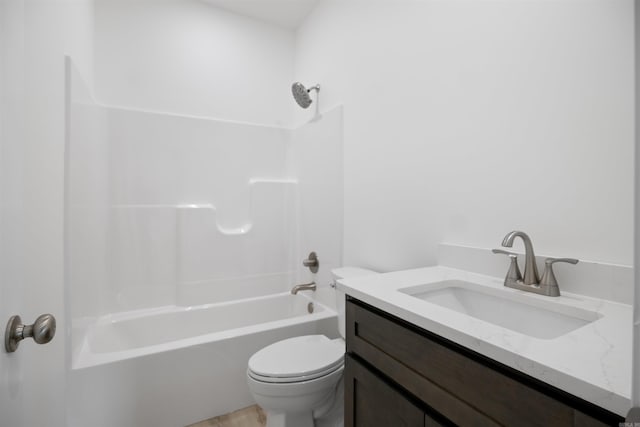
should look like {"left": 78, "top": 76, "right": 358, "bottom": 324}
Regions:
{"left": 338, "top": 266, "right": 631, "bottom": 427}
{"left": 345, "top": 298, "right": 621, "bottom": 426}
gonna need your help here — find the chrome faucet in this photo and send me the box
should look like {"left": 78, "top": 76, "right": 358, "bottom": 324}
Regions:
{"left": 291, "top": 282, "right": 316, "bottom": 295}
{"left": 493, "top": 231, "right": 578, "bottom": 297}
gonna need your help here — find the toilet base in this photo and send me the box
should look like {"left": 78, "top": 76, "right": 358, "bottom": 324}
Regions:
{"left": 265, "top": 410, "right": 314, "bottom": 427}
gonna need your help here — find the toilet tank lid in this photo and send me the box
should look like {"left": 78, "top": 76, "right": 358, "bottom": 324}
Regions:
{"left": 331, "top": 267, "right": 378, "bottom": 280}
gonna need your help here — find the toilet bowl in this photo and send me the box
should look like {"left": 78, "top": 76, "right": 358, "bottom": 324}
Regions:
{"left": 246, "top": 267, "right": 378, "bottom": 427}
{"left": 248, "top": 335, "right": 344, "bottom": 427}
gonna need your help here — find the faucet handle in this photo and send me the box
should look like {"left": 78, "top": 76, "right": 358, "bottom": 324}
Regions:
{"left": 302, "top": 252, "right": 319, "bottom": 273}
{"left": 544, "top": 257, "right": 579, "bottom": 266}
{"left": 492, "top": 249, "right": 522, "bottom": 283}
{"left": 492, "top": 249, "right": 518, "bottom": 257}
{"left": 539, "top": 257, "right": 579, "bottom": 296}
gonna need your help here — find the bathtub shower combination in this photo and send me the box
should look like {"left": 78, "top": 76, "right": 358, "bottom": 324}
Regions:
{"left": 65, "top": 63, "right": 344, "bottom": 427}
{"left": 69, "top": 293, "right": 337, "bottom": 427}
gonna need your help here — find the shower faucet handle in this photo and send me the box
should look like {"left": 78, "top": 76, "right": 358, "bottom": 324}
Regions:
{"left": 302, "top": 252, "right": 319, "bottom": 273}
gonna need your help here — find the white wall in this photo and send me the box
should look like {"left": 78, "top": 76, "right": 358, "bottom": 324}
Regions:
{"left": 94, "top": 0, "right": 295, "bottom": 126}
{"left": 295, "top": 0, "right": 635, "bottom": 272}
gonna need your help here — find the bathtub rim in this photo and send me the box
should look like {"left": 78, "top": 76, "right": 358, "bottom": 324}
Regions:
{"left": 72, "top": 292, "right": 336, "bottom": 370}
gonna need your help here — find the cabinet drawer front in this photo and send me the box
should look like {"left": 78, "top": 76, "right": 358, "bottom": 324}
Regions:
{"left": 346, "top": 299, "right": 575, "bottom": 427}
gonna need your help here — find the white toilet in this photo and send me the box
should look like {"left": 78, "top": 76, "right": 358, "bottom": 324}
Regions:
{"left": 246, "top": 267, "right": 377, "bottom": 427}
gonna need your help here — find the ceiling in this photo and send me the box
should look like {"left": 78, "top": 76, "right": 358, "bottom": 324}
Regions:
{"left": 203, "top": 0, "right": 319, "bottom": 29}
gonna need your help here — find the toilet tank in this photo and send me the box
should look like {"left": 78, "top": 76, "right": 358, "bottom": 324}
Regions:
{"left": 331, "top": 267, "right": 378, "bottom": 339}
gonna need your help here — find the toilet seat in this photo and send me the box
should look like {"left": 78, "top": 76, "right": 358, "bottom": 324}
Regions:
{"left": 248, "top": 361, "right": 343, "bottom": 384}
{"left": 248, "top": 335, "right": 344, "bottom": 384}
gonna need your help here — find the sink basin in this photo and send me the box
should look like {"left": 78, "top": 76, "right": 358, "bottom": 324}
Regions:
{"left": 399, "top": 280, "right": 601, "bottom": 339}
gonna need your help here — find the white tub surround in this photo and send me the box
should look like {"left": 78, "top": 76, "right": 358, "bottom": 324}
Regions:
{"left": 337, "top": 266, "right": 632, "bottom": 416}
{"left": 70, "top": 294, "right": 337, "bottom": 427}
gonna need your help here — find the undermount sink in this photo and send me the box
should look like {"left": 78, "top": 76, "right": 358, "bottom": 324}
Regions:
{"left": 399, "top": 280, "right": 601, "bottom": 340}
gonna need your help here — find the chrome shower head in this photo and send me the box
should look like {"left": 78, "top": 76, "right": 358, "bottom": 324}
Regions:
{"left": 291, "top": 82, "right": 320, "bottom": 109}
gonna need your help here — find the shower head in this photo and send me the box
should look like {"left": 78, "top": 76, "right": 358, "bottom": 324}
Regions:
{"left": 291, "top": 82, "right": 320, "bottom": 109}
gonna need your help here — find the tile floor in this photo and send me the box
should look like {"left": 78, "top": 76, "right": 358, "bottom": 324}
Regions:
{"left": 186, "top": 405, "right": 266, "bottom": 427}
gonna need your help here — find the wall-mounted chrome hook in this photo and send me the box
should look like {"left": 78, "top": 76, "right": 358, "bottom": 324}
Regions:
{"left": 5, "top": 313, "right": 56, "bottom": 353}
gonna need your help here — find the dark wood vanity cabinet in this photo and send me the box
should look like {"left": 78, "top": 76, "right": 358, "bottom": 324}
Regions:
{"left": 344, "top": 297, "right": 624, "bottom": 427}
{"left": 345, "top": 355, "right": 430, "bottom": 426}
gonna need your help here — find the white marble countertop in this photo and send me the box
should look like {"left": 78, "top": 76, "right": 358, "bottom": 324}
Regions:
{"left": 337, "top": 266, "right": 632, "bottom": 416}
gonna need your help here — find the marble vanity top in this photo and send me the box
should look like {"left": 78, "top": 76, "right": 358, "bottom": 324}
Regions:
{"left": 337, "top": 266, "right": 632, "bottom": 416}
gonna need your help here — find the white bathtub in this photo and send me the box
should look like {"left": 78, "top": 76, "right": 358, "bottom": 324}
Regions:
{"left": 69, "top": 293, "right": 337, "bottom": 427}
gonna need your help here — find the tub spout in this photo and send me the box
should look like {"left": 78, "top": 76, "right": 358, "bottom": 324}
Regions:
{"left": 291, "top": 282, "right": 316, "bottom": 295}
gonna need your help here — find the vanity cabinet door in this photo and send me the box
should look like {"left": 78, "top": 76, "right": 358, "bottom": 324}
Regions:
{"left": 345, "top": 354, "right": 426, "bottom": 427}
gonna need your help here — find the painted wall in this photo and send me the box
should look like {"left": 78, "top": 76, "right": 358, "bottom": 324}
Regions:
{"left": 294, "top": 0, "right": 635, "bottom": 272}
{"left": 94, "top": 0, "right": 295, "bottom": 126}
{"left": 0, "top": 1, "right": 95, "bottom": 426}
